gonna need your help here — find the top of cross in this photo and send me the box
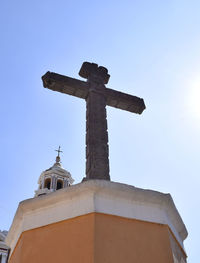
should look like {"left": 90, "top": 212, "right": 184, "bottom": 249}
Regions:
{"left": 79, "top": 62, "right": 110, "bottom": 84}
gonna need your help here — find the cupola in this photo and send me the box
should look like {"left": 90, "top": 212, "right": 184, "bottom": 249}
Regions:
{"left": 34, "top": 147, "right": 74, "bottom": 197}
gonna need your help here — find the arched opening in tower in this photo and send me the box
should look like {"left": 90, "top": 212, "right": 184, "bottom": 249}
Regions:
{"left": 44, "top": 178, "right": 51, "bottom": 189}
{"left": 56, "top": 180, "right": 63, "bottom": 190}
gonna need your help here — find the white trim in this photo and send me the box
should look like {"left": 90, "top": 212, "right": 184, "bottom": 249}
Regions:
{"left": 6, "top": 180, "right": 188, "bottom": 257}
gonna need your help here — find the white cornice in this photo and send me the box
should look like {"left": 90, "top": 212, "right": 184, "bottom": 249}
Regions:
{"left": 6, "top": 180, "right": 188, "bottom": 256}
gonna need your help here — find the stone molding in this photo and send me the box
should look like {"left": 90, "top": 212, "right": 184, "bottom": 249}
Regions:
{"left": 6, "top": 180, "right": 187, "bottom": 256}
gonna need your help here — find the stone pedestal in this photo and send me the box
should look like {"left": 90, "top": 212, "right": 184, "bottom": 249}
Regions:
{"left": 6, "top": 180, "right": 187, "bottom": 263}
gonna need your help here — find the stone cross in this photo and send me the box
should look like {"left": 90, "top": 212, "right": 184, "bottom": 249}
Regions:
{"left": 42, "top": 62, "right": 145, "bottom": 181}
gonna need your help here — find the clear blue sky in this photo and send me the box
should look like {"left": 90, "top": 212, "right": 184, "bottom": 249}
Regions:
{"left": 1, "top": 0, "right": 199, "bottom": 262}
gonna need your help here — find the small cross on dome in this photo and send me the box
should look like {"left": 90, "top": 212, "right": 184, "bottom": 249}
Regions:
{"left": 55, "top": 146, "right": 63, "bottom": 157}
{"left": 55, "top": 146, "right": 63, "bottom": 165}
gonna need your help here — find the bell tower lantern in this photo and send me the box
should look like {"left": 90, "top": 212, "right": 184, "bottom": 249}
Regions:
{"left": 34, "top": 147, "right": 74, "bottom": 197}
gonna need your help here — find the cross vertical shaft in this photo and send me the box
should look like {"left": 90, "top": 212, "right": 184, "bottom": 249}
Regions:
{"left": 86, "top": 85, "right": 110, "bottom": 180}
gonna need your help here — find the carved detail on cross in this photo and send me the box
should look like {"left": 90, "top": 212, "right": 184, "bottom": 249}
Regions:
{"left": 42, "top": 62, "right": 146, "bottom": 181}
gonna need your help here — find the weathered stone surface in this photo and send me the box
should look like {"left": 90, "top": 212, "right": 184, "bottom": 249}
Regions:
{"left": 42, "top": 62, "right": 146, "bottom": 181}
{"left": 85, "top": 85, "right": 110, "bottom": 180}
{"left": 79, "top": 62, "right": 110, "bottom": 84}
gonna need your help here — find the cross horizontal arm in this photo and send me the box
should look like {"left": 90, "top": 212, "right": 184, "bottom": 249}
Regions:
{"left": 105, "top": 88, "right": 146, "bottom": 114}
{"left": 42, "top": 71, "right": 146, "bottom": 114}
{"left": 42, "top": 72, "right": 89, "bottom": 99}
